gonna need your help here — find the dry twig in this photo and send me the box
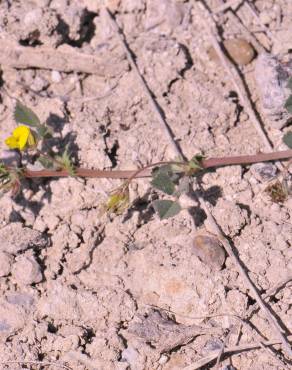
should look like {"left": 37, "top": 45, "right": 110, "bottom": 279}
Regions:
{"left": 0, "top": 40, "right": 127, "bottom": 76}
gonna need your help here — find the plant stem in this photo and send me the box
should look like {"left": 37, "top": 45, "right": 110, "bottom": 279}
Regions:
{"left": 23, "top": 150, "right": 292, "bottom": 179}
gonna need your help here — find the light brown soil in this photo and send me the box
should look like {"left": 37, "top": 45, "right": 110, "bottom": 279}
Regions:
{"left": 0, "top": 1, "right": 291, "bottom": 369}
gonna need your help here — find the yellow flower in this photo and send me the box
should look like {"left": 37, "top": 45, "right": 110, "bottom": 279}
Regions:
{"left": 5, "top": 126, "right": 36, "bottom": 150}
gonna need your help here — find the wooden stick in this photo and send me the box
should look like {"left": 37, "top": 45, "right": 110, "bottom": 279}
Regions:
{"left": 0, "top": 40, "right": 127, "bottom": 77}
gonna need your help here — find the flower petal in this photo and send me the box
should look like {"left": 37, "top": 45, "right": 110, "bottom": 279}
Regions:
{"left": 5, "top": 136, "right": 19, "bottom": 149}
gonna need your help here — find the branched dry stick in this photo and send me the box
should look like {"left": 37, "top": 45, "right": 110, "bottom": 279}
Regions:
{"left": 103, "top": 3, "right": 292, "bottom": 359}
{"left": 182, "top": 335, "right": 292, "bottom": 370}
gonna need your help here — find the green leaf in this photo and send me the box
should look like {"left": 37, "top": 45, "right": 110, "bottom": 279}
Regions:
{"left": 283, "top": 131, "right": 292, "bottom": 148}
{"left": 14, "top": 101, "right": 41, "bottom": 127}
{"left": 284, "top": 95, "right": 292, "bottom": 113}
{"left": 152, "top": 200, "right": 181, "bottom": 220}
{"left": 151, "top": 172, "right": 175, "bottom": 195}
{"left": 287, "top": 77, "right": 292, "bottom": 90}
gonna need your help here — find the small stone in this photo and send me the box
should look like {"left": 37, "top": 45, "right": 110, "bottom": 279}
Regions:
{"left": 51, "top": 70, "right": 62, "bottom": 83}
{"left": 12, "top": 254, "right": 42, "bottom": 285}
{"left": 208, "top": 39, "right": 255, "bottom": 66}
{"left": 250, "top": 163, "right": 277, "bottom": 182}
{"left": 192, "top": 233, "right": 226, "bottom": 271}
{"left": 0, "top": 251, "right": 13, "bottom": 277}
{"left": 224, "top": 38, "right": 255, "bottom": 65}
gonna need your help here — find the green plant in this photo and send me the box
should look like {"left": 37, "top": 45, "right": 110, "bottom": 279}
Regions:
{"left": 1, "top": 102, "right": 292, "bottom": 217}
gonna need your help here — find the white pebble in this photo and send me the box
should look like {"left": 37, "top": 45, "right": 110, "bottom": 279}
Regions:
{"left": 51, "top": 70, "right": 62, "bottom": 83}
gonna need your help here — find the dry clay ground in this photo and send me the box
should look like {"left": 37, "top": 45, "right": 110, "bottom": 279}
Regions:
{"left": 0, "top": 1, "right": 291, "bottom": 369}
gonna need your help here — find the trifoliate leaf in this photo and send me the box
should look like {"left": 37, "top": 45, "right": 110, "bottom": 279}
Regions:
{"left": 284, "top": 95, "right": 292, "bottom": 113}
{"left": 283, "top": 131, "right": 292, "bottom": 148}
{"left": 152, "top": 200, "right": 181, "bottom": 220}
{"left": 14, "top": 101, "right": 41, "bottom": 127}
{"left": 151, "top": 172, "right": 175, "bottom": 195}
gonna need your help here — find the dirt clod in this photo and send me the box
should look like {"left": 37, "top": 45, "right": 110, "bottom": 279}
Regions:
{"left": 11, "top": 254, "right": 43, "bottom": 285}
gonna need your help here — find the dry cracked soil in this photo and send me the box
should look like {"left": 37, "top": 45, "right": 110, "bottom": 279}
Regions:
{"left": 0, "top": 1, "right": 291, "bottom": 370}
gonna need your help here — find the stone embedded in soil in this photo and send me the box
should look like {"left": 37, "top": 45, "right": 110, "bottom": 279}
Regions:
{"left": 0, "top": 251, "right": 13, "bottom": 277}
{"left": 11, "top": 255, "right": 42, "bottom": 285}
{"left": 250, "top": 162, "right": 277, "bottom": 182}
{"left": 192, "top": 233, "right": 226, "bottom": 271}
{"left": 0, "top": 222, "right": 47, "bottom": 255}
{"left": 208, "top": 38, "right": 255, "bottom": 66}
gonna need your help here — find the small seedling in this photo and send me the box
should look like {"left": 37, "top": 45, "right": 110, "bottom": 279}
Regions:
{"left": 1, "top": 102, "right": 292, "bottom": 218}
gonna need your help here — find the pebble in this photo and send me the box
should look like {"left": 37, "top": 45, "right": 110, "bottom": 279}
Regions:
{"left": 51, "top": 70, "right": 62, "bottom": 83}
{"left": 192, "top": 233, "right": 226, "bottom": 271}
{"left": 250, "top": 163, "right": 277, "bottom": 183}
{"left": 208, "top": 38, "right": 255, "bottom": 66}
{"left": 12, "top": 255, "right": 42, "bottom": 285}
{"left": 0, "top": 251, "right": 13, "bottom": 277}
